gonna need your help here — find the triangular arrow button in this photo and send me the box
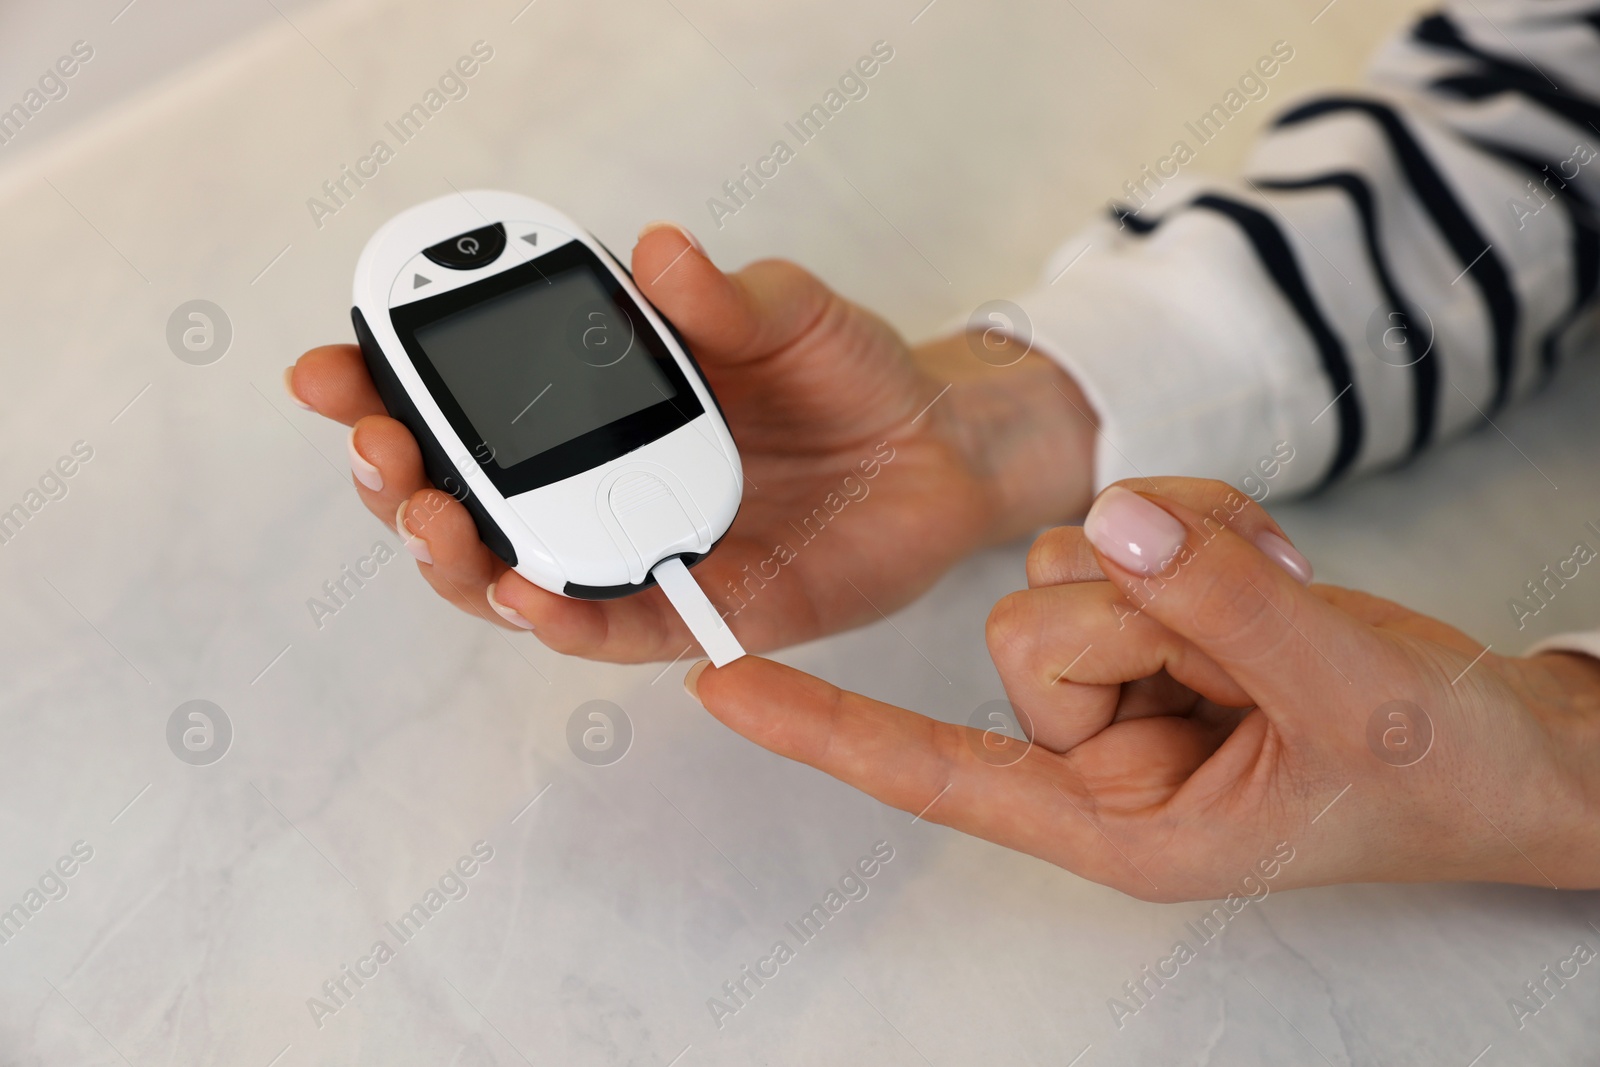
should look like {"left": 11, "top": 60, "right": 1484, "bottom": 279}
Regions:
{"left": 414, "top": 273, "right": 432, "bottom": 288}
{"left": 520, "top": 233, "right": 538, "bottom": 246}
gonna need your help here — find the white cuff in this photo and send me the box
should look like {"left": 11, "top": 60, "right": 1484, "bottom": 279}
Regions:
{"left": 999, "top": 189, "right": 1343, "bottom": 498}
{"left": 1524, "top": 631, "right": 1600, "bottom": 663}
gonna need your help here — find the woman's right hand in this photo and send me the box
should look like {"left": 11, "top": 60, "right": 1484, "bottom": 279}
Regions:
{"left": 684, "top": 477, "right": 1600, "bottom": 897}
{"left": 287, "top": 222, "right": 1098, "bottom": 661}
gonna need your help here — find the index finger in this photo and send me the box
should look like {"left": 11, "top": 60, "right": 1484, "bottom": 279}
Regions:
{"left": 686, "top": 655, "right": 1171, "bottom": 896}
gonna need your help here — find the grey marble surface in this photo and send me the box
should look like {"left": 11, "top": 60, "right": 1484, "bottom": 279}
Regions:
{"left": 0, "top": 0, "right": 1596, "bottom": 1064}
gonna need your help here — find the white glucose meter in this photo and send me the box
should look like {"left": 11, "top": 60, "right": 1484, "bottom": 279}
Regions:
{"left": 351, "top": 190, "right": 745, "bottom": 665}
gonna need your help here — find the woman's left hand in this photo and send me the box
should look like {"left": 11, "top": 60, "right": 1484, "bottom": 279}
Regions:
{"left": 684, "top": 477, "right": 1600, "bottom": 899}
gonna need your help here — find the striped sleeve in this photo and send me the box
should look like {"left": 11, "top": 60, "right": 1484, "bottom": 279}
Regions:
{"left": 1005, "top": 0, "right": 1600, "bottom": 498}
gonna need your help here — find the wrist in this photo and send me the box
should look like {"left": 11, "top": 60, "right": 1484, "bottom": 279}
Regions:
{"left": 910, "top": 331, "right": 1099, "bottom": 545}
{"left": 1501, "top": 652, "right": 1600, "bottom": 887}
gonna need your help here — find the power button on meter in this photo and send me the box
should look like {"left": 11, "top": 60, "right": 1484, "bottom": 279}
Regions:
{"left": 422, "top": 223, "right": 507, "bottom": 270}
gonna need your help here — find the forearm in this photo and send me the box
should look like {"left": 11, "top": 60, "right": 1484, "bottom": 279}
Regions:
{"left": 993, "top": 3, "right": 1600, "bottom": 499}
{"left": 912, "top": 331, "right": 1098, "bottom": 546}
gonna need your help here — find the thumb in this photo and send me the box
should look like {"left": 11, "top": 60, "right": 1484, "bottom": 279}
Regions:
{"left": 630, "top": 221, "right": 835, "bottom": 367}
{"left": 1081, "top": 485, "right": 1364, "bottom": 710}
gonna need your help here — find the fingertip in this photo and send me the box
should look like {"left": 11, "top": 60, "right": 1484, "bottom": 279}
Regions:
{"left": 630, "top": 231, "right": 771, "bottom": 366}
{"left": 486, "top": 580, "right": 535, "bottom": 630}
{"left": 683, "top": 658, "right": 710, "bottom": 702}
{"left": 689, "top": 655, "right": 849, "bottom": 764}
{"left": 492, "top": 572, "right": 608, "bottom": 656}
{"left": 395, "top": 498, "right": 432, "bottom": 564}
{"left": 638, "top": 219, "right": 706, "bottom": 256}
{"left": 283, "top": 366, "right": 313, "bottom": 410}
{"left": 295, "top": 344, "right": 386, "bottom": 425}
{"left": 1083, "top": 486, "right": 1186, "bottom": 576}
{"left": 347, "top": 425, "right": 383, "bottom": 492}
{"left": 1080, "top": 486, "right": 1345, "bottom": 703}
{"left": 1253, "top": 530, "right": 1314, "bottom": 586}
{"left": 632, "top": 221, "right": 709, "bottom": 288}
{"left": 1086, "top": 482, "right": 1312, "bottom": 587}
{"left": 1026, "top": 525, "right": 1104, "bottom": 587}
{"left": 983, "top": 589, "right": 1029, "bottom": 660}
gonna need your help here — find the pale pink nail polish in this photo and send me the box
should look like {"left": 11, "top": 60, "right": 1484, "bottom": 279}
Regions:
{"left": 638, "top": 219, "right": 705, "bottom": 256}
{"left": 283, "top": 368, "right": 313, "bottom": 410}
{"left": 347, "top": 428, "right": 383, "bottom": 492}
{"left": 395, "top": 501, "right": 431, "bottom": 564}
{"left": 1083, "top": 486, "right": 1187, "bottom": 575}
{"left": 1254, "top": 530, "right": 1314, "bottom": 586}
{"left": 487, "top": 582, "right": 535, "bottom": 630}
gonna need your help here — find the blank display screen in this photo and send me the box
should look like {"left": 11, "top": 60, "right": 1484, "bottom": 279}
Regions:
{"left": 412, "top": 266, "right": 677, "bottom": 469}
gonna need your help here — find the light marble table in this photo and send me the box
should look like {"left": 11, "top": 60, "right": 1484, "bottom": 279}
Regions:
{"left": 1, "top": 0, "right": 1596, "bottom": 1063}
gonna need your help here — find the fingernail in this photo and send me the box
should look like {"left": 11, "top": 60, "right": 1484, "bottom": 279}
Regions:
{"left": 1254, "top": 530, "right": 1314, "bottom": 586}
{"left": 486, "top": 581, "right": 535, "bottom": 630}
{"left": 283, "top": 367, "right": 313, "bottom": 410}
{"left": 638, "top": 219, "right": 705, "bottom": 256}
{"left": 347, "top": 428, "right": 383, "bottom": 492}
{"left": 395, "top": 500, "right": 431, "bottom": 564}
{"left": 683, "top": 659, "right": 710, "bottom": 702}
{"left": 1083, "top": 486, "right": 1187, "bottom": 575}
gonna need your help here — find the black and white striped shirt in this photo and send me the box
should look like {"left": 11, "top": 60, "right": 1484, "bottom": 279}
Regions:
{"left": 1012, "top": 0, "right": 1599, "bottom": 498}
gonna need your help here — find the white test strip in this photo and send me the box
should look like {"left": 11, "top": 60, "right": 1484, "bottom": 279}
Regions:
{"left": 651, "top": 556, "right": 746, "bottom": 668}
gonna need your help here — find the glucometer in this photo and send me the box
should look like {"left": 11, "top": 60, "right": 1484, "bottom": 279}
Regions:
{"left": 351, "top": 190, "right": 745, "bottom": 666}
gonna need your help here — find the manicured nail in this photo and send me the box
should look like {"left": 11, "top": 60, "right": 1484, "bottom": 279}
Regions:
{"left": 1254, "top": 530, "right": 1314, "bottom": 586}
{"left": 638, "top": 219, "right": 705, "bottom": 256}
{"left": 283, "top": 367, "right": 313, "bottom": 410}
{"left": 683, "top": 659, "right": 710, "bottom": 702}
{"left": 395, "top": 501, "right": 432, "bottom": 564}
{"left": 486, "top": 581, "right": 534, "bottom": 630}
{"left": 1083, "top": 486, "right": 1187, "bottom": 575}
{"left": 347, "top": 428, "right": 383, "bottom": 492}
